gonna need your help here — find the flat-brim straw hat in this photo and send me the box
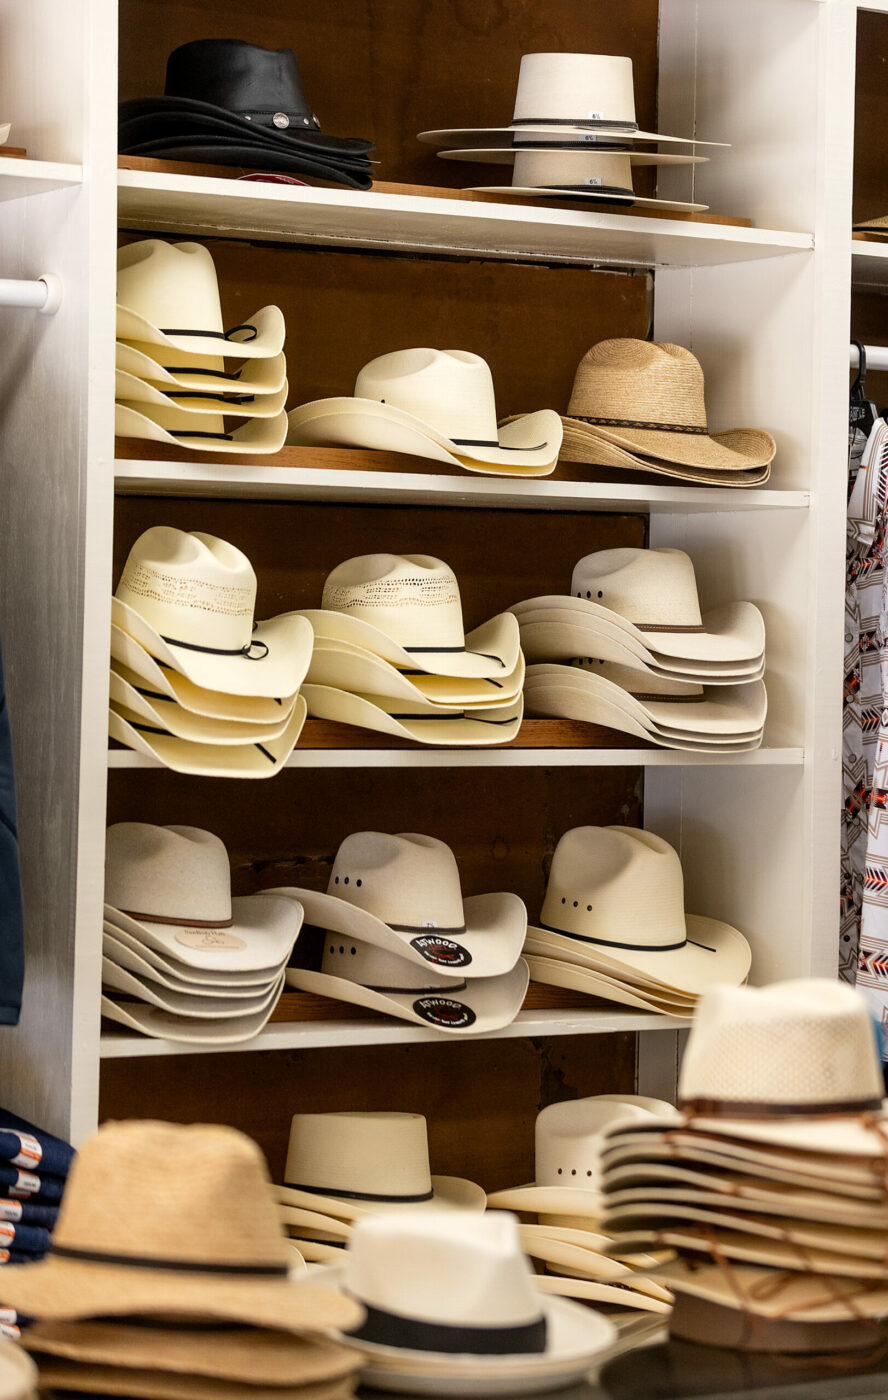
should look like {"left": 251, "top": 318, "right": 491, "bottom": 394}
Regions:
{"left": 0, "top": 1120, "right": 362, "bottom": 1331}
{"left": 560, "top": 341, "right": 776, "bottom": 472}
{"left": 468, "top": 150, "right": 706, "bottom": 213}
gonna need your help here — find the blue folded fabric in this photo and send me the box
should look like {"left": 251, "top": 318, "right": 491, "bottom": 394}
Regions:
{"left": 0, "top": 1164, "right": 65, "bottom": 1203}
{"left": 0, "top": 1222, "right": 49, "bottom": 1254}
{"left": 0, "top": 1109, "right": 75, "bottom": 1177}
{"left": 0, "top": 1250, "right": 46, "bottom": 1265}
{"left": 0, "top": 1200, "right": 58, "bottom": 1229}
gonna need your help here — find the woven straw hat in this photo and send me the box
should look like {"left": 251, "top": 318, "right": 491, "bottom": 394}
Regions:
{"left": 115, "top": 401, "right": 288, "bottom": 455}
{"left": 108, "top": 699, "right": 307, "bottom": 777}
{"left": 468, "top": 150, "right": 706, "bottom": 213}
{"left": 560, "top": 341, "right": 776, "bottom": 471}
{"left": 26, "top": 1361, "right": 354, "bottom": 1400}
{"left": 116, "top": 341, "right": 287, "bottom": 396}
{"left": 301, "top": 684, "right": 523, "bottom": 747}
{"left": 109, "top": 670, "right": 298, "bottom": 745}
{"left": 656, "top": 1255, "right": 888, "bottom": 1329}
{"left": 0, "top": 1121, "right": 362, "bottom": 1330}
{"left": 306, "top": 638, "right": 525, "bottom": 708}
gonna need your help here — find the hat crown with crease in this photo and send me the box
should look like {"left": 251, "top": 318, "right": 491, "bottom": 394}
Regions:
{"left": 284, "top": 1112, "right": 437, "bottom": 1201}
{"left": 118, "top": 241, "right": 225, "bottom": 339}
{"left": 164, "top": 39, "right": 319, "bottom": 130}
{"left": 116, "top": 526, "right": 259, "bottom": 654}
{"left": 52, "top": 1121, "right": 292, "bottom": 1271}
{"left": 535, "top": 1096, "right": 672, "bottom": 1191}
{"left": 678, "top": 980, "right": 885, "bottom": 1112}
{"left": 540, "top": 826, "right": 687, "bottom": 951}
{"left": 570, "top": 548, "right": 704, "bottom": 630}
{"left": 105, "top": 823, "right": 232, "bottom": 927}
{"left": 512, "top": 149, "right": 635, "bottom": 195}
{"left": 322, "top": 554, "right": 469, "bottom": 652}
{"left": 511, "top": 53, "right": 639, "bottom": 129}
{"left": 567, "top": 341, "right": 709, "bottom": 431}
{"left": 355, "top": 349, "right": 505, "bottom": 449}
{"left": 327, "top": 832, "right": 467, "bottom": 936}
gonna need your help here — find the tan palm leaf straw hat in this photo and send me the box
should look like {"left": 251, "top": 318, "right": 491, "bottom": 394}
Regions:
{"left": 0, "top": 1121, "right": 362, "bottom": 1332}
{"left": 560, "top": 340, "right": 776, "bottom": 472}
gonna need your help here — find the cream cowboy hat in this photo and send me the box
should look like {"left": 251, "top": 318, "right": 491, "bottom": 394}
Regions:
{"left": 655, "top": 1255, "right": 888, "bottom": 1330}
{"left": 468, "top": 150, "right": 707, "bottom": 212}
{"left": 626, "top": 1226, "right": 888, "bottom": 1281}
{"left": 287, "top": 350, "right": 562, "bottom": 477}
{"left": 20, "top": 1361, "right": 352, "bottom": 1400}
{"left": 524, "top": 664, "right": 768, "bottom": 737}
{"left": 117, "top": 241, "right": 285, "bottom": 360}
{"left": 299, "top": 554, "right": 520, "bottom": 681}
{"left": 101, "top": 980, "right": 285, "bottom": 1044}
{"left": 115, "top": 370, "right": 289, "bottom": 418}
{"left": 510, "top": 548, "right": 766, "bottom": 665}
{"left": 0, "top": 1121, "right": 362, "bottom": 1331}
{"left": 607, "top": 1205, "right": 888, "bottom": 1264}
{"left": 103, "top": 920, "right": 289, "bottom": 991}
{"left": 102, "top": 958, "right": 284, "bottom": 1020}
{"left": 602, "top": 1174, "right": 888, "bottom": 1230}
{"left": 116, "top": 342, "right": 287, "bottom": 396}
{"left": 522, "top": 957, "right": 698, "bottom": 1014}
{"left": 109, "top": 669, "right": 298, "bottom": 745}
{"left": 418, "top": 53, "right": 726, "bottom": 149}
{"left": 115, "top": 402, "right": 288, "bottom": 454}
{"left": 274, "top": 1112, "right": 485, "bottom": 1219}
{"left": 513, "top": 613, "right": 764, "bottom": 681}
{"left": 265, "top": 832, "right": 526, "bottom": 980}
{"left": 0, "top": 1344, "right": 33, "bottom": 1400}
{"left": 302, "top": 685, "right": 522, "bottom": 747}
{"left": 102, "top": 929, "right": 289, "bottom": 998}
{"left": 328, "top": 1211, "right": 616, "bottom": 1395}
{"left": 306, "top": 639, "right": 525, "bottom": 707}
{"left": 113, "top": 528, "right": 313, "bottom": 698}
{"left": 286, "top": 939, "right": 528, "bottom": 1034}
{"left": 109, "top": 699, "right": 306, "bottom": 776}
{"left": 558, "top": 341, "right": 776, "bottom": 473}
{"left": 522, "top": 931, "right": 702, "bottom": 999}
{"left": 525, "top": 827, "right": 752, "bottom": 995}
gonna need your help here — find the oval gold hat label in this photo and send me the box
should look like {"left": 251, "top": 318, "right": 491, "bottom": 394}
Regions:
{"left": 175, "top": 929, "right": 248, "bottom": 953}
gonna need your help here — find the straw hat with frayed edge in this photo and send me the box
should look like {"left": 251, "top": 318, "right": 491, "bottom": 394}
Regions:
{"left": 0, "top": 1120, "right": 363, "bottom": 1330}
{"left": 274, "top": 1112, "right": 486, "bottom": 1219}
{"left": 560, "top": 341, "right": 775, "bottom": 471}
{"left": 27, "top": 1361, "right": 354, "bottom": 1400}
{"left": 468, "top": 150, "right": 706, "bottom": 213}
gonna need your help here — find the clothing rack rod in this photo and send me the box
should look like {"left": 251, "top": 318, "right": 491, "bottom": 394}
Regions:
{"left": 851, "top": 343, "right": 888, "bottom": 373}
{"left": 0, "top": 275, "right": 63, "bottom": 314}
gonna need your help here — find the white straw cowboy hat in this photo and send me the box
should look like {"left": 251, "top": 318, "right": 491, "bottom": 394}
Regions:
{"left": 287, "top": 349, "right": 562, "bottom": 477}
{"left": 605, "top": 1202, "right": 888, "bottom": 1263}
{"left": 115, "top": 370, "right": 289, "bottom": 418}
{"left": 521, "top": 958, "right": 698, "bottom": 1015}
{"left": 559, "top": 341, "right": 776, "bottom": 472}
{"left": 514, "top": 610, "right": 763, "bottom": 681}
{"left": 510, "top": 548, "right": 765, "bottom": 665}
{"left": 100, "top": 982, "right": 285, "bottom": 1044}
{"left": 117, "top": 241, "right": 285, "bottom": 360}
{"left": 526, "top": 827, "right": 751, "bottom": 995}
{"left": 302, "top": 685, "right": 523, "bottom": 747}
{"left": 116, "top": 341, "right": 287, "bottom": 396}
{"left": 306, "top": 639, "right": 525, "bottom": 707}
{"left": 0, "top": 1121, "right": 362, "bottom": 1331}
{"left": 22, "top": 1361, "right": 353, "bottom": 1400}
{"left": 265, "top": 832, "right": 526, "bottom": 980}
{"left": 274, "top": 1112, "right": 485, "bottom": 1219}
{"left": 287, "top": 938, "right": 528, "bottom": 1034}
{"left": 109, "top": 669, "right": 298, "bottom": 745}
{"left": 113, "top": 527, "right": 313, "bottom": 698}
{"left": 102, "top": 928, "right": 288, "bottom": 999}
{"left": 102, "top": 958, "right": 284, "bottom": 1021}
{"left": 115, "top": 402, "right": 288, "bottom": 455}
{"left": 418, "top": 53, "right": 725, "bottom": 148}
{"left": 619, "top": 1226, "right": 888, "bottom": 1282}
{"left": 109, "top": 699, "right": 306, "bottom": 776}
{"left": 602, "top": 1171, "right": 888, "bottom": 1231}
{"left": 102, "top": 920, "right": 289, "bottom": 990}
{"left": 469, "top": 150, "right": 707, "bottom": 212}
{"left": 525, "top": 663, "right": 767, "bottom": 737}
{"left": 299, "top": 554, "right": 520, "bottom": 680}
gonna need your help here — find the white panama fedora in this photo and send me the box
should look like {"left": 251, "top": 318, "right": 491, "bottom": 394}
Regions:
{"left": 286, "top": 938, "right": 528, "bottom": 1035}
{"left": 287, "top": 349, "right": 562, "bottom": 477}
{"left": 306, "top": 638, "right": 525, "bottom": 707}
{"left": 510, "top": 548, "right": 765, "bottom": 665}
{"left": 302, "top": 684, "right": 523, "bottom": 747}
{"left": 265, "top": 832, "right": 527, "bottom": 980}
{"left": 115, "top": 401, "right": 288, "bottom": 455}
{"left": 418, "top": 53, "right": 726, "bottom": 148}
{"left": 116, "top": 341, "right": 287, "bottom": 396}
{"left": 108, "top": 669, "right": 298, "bottom": 745}
{"left": 274, "top": 1112, "right": 485, "bottom": 1218}
{"left": 469, "top": 150, "right": 707, "bottom": 213}
{"left": 525, "top": 663, "right": 767, "bottom": 737}
{"left": 526, "top": 827, "right": 752, "bottom": 994}
{"left": 113, "top": 527, "right": 313, "bottom": 698}
{"left": 115, "top": 370, "right": 289, "bottom": 419}
{"left": 117, "top": 241, "right": 285, "bottom": 360}
{"left": 109, "top": 698, "right": 306, "bottom": 776}
{"left": 298, "top": 554, "right": 520, "bottom": 680}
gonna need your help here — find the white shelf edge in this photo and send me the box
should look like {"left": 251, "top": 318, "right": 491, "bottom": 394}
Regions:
{"left": 113, "top": 460, "right": 810, "bottom": 514}
{"left": 0, "top": 157, "right": 83, "bottom": 202}
{"left": 99, "top": 1007, "right": 690, "bottom": 1059}
{"left": 107, "top": 746, "right": 804, "bottom": 770}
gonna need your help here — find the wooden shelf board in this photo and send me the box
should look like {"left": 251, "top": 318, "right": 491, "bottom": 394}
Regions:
{"left": 117, "top": 168, "right": 813, "bottom": 269}
{"left": 0, "top": 157, "right": 82, "bottom": 202}
{"left": 113, "top": 449, "right": 809, "bottom": 514}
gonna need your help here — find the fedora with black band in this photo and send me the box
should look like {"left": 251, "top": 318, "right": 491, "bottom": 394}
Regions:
{"left": 468, "top": 150, "right": 707, "bottom": 213}
{"left": 266, "top": 832, "right": 526, "bottom": 980}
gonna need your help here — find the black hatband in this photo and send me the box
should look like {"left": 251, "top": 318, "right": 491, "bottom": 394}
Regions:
{"left": 349, "top": 1301, "right": 547, "bottom": 1355}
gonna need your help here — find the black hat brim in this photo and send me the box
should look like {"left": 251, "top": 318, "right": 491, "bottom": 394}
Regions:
{"left": 118, "top": 96, "right": 374, "bottom": 157}
{"left": 119, "top": 137, "right": 374, "bottom": 189}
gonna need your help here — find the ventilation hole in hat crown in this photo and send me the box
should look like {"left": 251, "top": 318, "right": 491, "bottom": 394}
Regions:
{"left": 561, "top": 897, "right": 566, "bottom": 904}
{"left": 586, "top": 1170, "right": 592, "bottom": 1177}
{"left": 598, "top": 591, "right": 603, "bottom": 599}
{"left": 334, "top": 876, "right": 339, "bottom": 884}
{"left": 586, "top": 591, "right": 591, "bottom": 599}
{"left": 339, "top": 945, "right": 345, "bottom": 954}
{"left": 557, "top": 1168, "right": 563, "bottom": 1175}
{"left": 329, "top": 945, "right": 335, "bottom": 954}
{"left": 351, "top": 947, "right": 357, "bottom": 955}
{"left": 571, "top": 1169, "right": 577, "bottom": 1176}
{"left": 587, "top": 905, "right": 592, "bottom": 912}
{"left": 356, "top": 879, "right": 363, "bottom": 887}
{"left": 573, "top": 901, "right": 578, "bottom": 908}
{"left": 343, "top": 877, "right": 349, "bottom": 885}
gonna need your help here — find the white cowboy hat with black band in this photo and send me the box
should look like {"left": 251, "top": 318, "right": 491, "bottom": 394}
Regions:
{"left": 115, "top": 401, "right": 288, "bottom": 455}
{"left": 109, "top": 699, "right": 306, "bottom": 777}
{"left": 306, "top": 638, "right": 525, "bottom": 707}
{"left": 418, "top": 53, "right": 727, "bottom": 149}
{"left": 115, "top": 370, "right": 289, "bottom": 418}
{"left": 287, "top": 349, "right": 562, "bottom": 477}
{"left": 116, "top": 342, "right": 287, "bottom": 397}
{"left": 108, "top": 669, "right": 298, "bottom": 745}
{"left": 468, "top": 150, "right": 707, "bottom": 212}
{"left": 301, "top": 684, "right": 523, "bottom": 748}
{"left": 265, "top": 832, "right": 526, "bottom": 980}
{"left": 608, "top": 1208, "right": 888, "bottom": 1264}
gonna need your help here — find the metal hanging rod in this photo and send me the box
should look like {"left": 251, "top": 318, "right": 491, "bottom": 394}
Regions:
{"left": 0, "top": 275, "right": 63, "bottom": 315}
{"left": 851, "top": 342, "right": 888, "bottom": 373}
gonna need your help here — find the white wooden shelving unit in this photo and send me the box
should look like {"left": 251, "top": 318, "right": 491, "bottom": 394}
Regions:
{"left": 0, "top": 0, "right": 866, "bottom": 1140}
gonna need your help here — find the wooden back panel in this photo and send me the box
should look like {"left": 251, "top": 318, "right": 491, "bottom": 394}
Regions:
{"left": 854, "top": 12, "right": 888, "bottom": 227}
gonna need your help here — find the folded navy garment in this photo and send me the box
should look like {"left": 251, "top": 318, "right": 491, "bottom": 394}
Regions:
{"left": 0, "top": 1109, "right": 75, "bottom": 1178}
{"left": 0, "top": 1200, "right": 58, "bottom": 1229}
{"left": 0, "top": 1164, "right": 65, "bottom": 1203}
{"left": 0, "top": 1222, "right": 49, "bottom": 1254}
{"left": 0, "top": 1249, "right": 47, "bottom": 1265}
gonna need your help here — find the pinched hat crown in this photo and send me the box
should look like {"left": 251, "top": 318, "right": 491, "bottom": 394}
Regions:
{"left": 679, "top": 980, "right": 885, "bottom": 1114}
{"left": 540, "top": 826, "right": 687, "bottom": 952}
{"left": 567, "top": 340, "right": 708, "bottom": 433}
{"left": 322, "top": 554, "right": 468, "bottom": 652}
{"left": 117, "top": 241, "right": 225, "bottom": 338}
{"left": 355, "top": 349, "right": 505, "bottom": 448}
{"left": 284, "top": 1112, "right": 435, "bottom": 1202}
{"left": 511, "top": 53, "right": 638, "bottom": 130}
{"left": 570, "top": 548, "right": 704, "bottom": 631}
{"left": 104, "top": 823, "right": 233, "bottom": 928}
{"left": 327, "top": 833, "right": 467, "bottom": 936}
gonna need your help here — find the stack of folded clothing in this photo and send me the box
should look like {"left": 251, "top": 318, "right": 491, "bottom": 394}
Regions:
{"left": 600, "top": 980, "right": 888, "bottom": 1355}
{"left": 298, "top": 554, "right": 524, "bottom": 746}
{"left": 0, "top": 1110, "right": 75, "bottom": 1342}
{"left": 486, "top": 1096, "right": 674, "bottom": 1324}
{"left": 272, "top": 1111, "right": 486, "bottom": 1262}
{"left": 522, "top": 826, "right": 751, "bottom": 1015}
{"left": 277, "top": 830, "right": 528, "bottom": 1031}
{"left": 101, "top": 823, "right": 304, "bottom": 1045}
{"left": 119, "top": 39, "right": 375, "bottom": 188}
{"left": 512, "top": 547, "right": 767, "bottom": 752}
{"left": 110, "top": 526, "right": 312, "bottom": 775}
{"left": 2, "top": 1120, "right": 364, "bottom": 1399}
{"left": 115, "top": 239, "right": 289, "bottom": 454}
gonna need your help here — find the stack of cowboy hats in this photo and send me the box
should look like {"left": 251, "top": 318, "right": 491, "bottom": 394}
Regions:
{"left": 275, "top": 830, "right": 529, "bottom": 1031}
{"left": 511, "top": 546, "right": 767, "bottom": 752}
{"left": 101, "top": 824, "right": 304, "bottom": 1045}
{"left": 115, "top": 239, "right": 290, "bottom": 454}
{"left": 271, "top": 1111, "right": 486, "bottom": 1263}
{"left": 0, "top": 1109, "right": 75, "bottom": 1332}
{"left": 1, "top": 1120, "right": 364, "bottom": 1399}
{"left": 486, "top": 1096, "right": 675, "bottom": 1325}
{"left": 287, "top": 349, "right": 563, "bottom": 476}
{"left": 600, "top": 979, "right": 888, "bottom": 1355}
{"left": 296, "top": 554, "right": 525, "bottom": 746}
{"left": 418, "top": 53, "right": 725, "bottom": 213}
{"left": 110, "top": 526, "right": 312, "bottom": 775}
{"left": 322, "top": 1209, "right": 618, "bottom": 1395}
{"left": 522, "top": 826, "right": 752, "bottom": 1015}
{"left": 119, "top": 39, "right": 375, "bottom": 188}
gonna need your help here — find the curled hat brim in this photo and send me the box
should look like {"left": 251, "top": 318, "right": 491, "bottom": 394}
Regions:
{"left": 116, "top": 342, "right": 287, "bottom": 396}
{"left": 295, "top": 608, "right": 520, "bottom": 681}
{"left": 273, "top": 1174, "right": 486, "bottom": 1220}
{"left": 522, "top": 680, "right": 763, "bottom": 752}
{"left": 109, "top": 669, "right": 297, "bottom": 744}
{"left": 604, "top": 1182, "right": 886, "bottom": 1229}
{"left": 603, "top": 1107, "right": 888, "bottom": 1158}
{"left": 118, "top": 95, "right": 375, "bottom": 157}
{"left": 601, "top": 1161, "right": 885, "bottom": 1223}
{"left": 301, "top": 684, "right": 523, "bottom": 746}
{"left": 101, "top": 957, "right": 283, "bottom": 1019}
{"left": 439, "top": 147, "right": 706, "bottom": 168}
{"left": 103, "top": 928, "right": 290, "bottom": 996}
{"left": 511, "top": 596, "right": 765, "bottom": 665}
{"left": 115, "top": 403, "right": 288, "bottom": 455}
{"left": 603, "top": 1203, "right": 888, "bottom": 1261}
{"left": 100, "top": 971, "right": 286, "bottom": 1044}
{"left": 513, "top": 610, "right": 764, "bottom": 680}
{"left": 522, "top": 940, "right": 698, "bottom": 1006}
{"left": 534, "top": 1273, "right": 672, "bottom": 1314}
{"left": 560, "top": 420, "right": 776, "bottom": 472}
{"left": 626, "top": 1225, "right": 888, "bottom": 1279}
{"left": 116, "top": 302, "right": 286, "bottom": 362}
{"left": 307, "top": 641, "right": 525, "bottom": 707}
{"left": 103, "top": 894, "right": 302, "bottom": 974}
{"left": 524, "top": 666, "right": 768, "bottom": 736}
{"left": 417, "top": 126, "right": 727, "bottom": 148}
{"left": 523, "top": 956, "right": 698, "bottom": 1015}
{"left": 466, "top": 185, "right": 707, "bottom": 213}
{"left": 109, "top": 697, "right": 307, "bottom": 777}
{"left": 115, "top": 370, "right": 289, "bottom": 419}
{"left": 652, "top": 1256, "right": 888, "bottom": 1323}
